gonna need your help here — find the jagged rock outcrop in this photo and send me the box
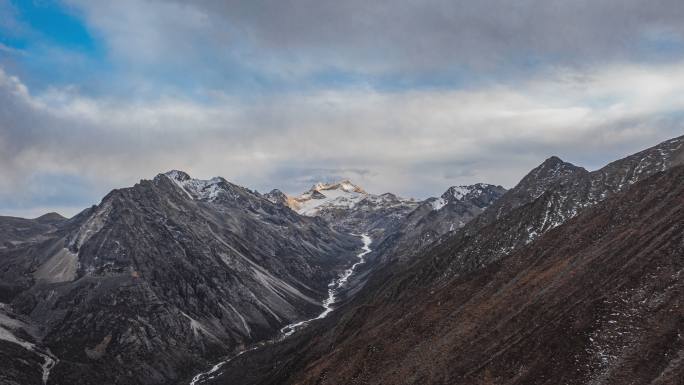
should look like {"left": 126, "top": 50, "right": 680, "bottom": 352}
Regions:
{"left": 372, "top": 183, "right": 507, "bottom": 263}
{"left": 262, "top": 189, "right": 290, "bottom": 207}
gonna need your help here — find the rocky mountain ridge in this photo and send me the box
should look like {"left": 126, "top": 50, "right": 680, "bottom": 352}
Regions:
{"left": 2, "top": 134, "right": 682, "bottom": 385}
{"left": 193, "top": 134, "right": 684, "bottom": 385}
{"left": 278, "top": 162, "right": 684, "bottom": 385}
{"left": 371, "top": 182, "right": 507, "bottom": 264}
{"left": 264, "top": 179, "right": 419, "bottom": 236}
{"left": 0, "top": 171, "right": 360, "bottom": 385}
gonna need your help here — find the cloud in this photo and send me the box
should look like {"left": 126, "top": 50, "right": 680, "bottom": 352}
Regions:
{"left": 65, "top": 0, "right": 684, "bottom": 83}
{"left": 1, "top": 60, "right": 683, "bottom": 217}
{"left": 2, "top": 1, "right": 683, "bottom": 218}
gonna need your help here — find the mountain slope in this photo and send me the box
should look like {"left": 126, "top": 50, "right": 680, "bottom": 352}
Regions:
{"left": 198, "top": 134, "right": 684, "bottom": 385}
{"left": 286, "top": 164, "right": 684, "bottom": 385}
{"left": 372, "top": 183, "right": 506, "bottom": 263}
{"left": 0, "top": 171, "right": 358, "bottom": 385}
{"left": 472, "top": 135, "right": 684, "bottom": 236}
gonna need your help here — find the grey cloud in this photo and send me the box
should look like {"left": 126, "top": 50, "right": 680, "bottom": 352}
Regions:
{"left": 69, "top": 0, "right": 684, "bottom": 78}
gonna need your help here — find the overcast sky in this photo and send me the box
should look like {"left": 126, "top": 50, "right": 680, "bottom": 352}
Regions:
{"left": 1, "top": 0, "right": 683, "bottom": 218}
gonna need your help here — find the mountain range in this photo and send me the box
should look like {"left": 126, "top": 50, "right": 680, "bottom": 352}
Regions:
{"left": 0, "top": 134, "right": 682, "bottom": 385}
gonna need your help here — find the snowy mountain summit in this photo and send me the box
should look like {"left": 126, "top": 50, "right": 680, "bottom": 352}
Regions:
{"left": 262, "top": 179, "right": 419, "bottom": 233}
{"left": 289, "top": 180, "right": 370, "bottom": 216}
{"left": 428, "top": 183, "right": 505, "bottom": 211}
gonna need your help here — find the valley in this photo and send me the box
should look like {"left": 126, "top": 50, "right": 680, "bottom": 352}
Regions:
{"left": 0, "top": 135, "right": 682, "bottom": 385}
{"left": 189, "top": 234, "right": 372, "bottom": 385}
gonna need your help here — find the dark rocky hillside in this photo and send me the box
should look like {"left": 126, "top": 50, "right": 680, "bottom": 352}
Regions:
{"left": 372, "top": 183, "right": 507, "bottom": 264}
{"left": 0, "top": 171, "right": 358, "bottom": 385}
{"left": 1, "top": 135, "right": 682, "bottom": 385}
{"left": 199, "top": 135, "right": 684, "bottom": 385}
{"left": 282, "top": 163, "right": 684, "bottom": 385}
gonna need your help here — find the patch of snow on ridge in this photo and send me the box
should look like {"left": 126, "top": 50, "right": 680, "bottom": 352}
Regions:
{"left": 164, "top": 170, "right": 232, "bottom": 201}
{"left": 430, "top": 183, "right": 501, "bottom": 210}
{"left": 450, "top": 186, "right": 472, "bottom": 200}
{"left": 431, "top": 197, "right": 447, "bottom": 210}
{"left": 444, "top": 183, "right": 492, "bottom": 201}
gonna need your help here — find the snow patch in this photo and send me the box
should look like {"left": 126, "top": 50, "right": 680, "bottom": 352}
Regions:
{"left": 164, "top": 171, "right": 234, "bottom": 202}
{"left": 431, "top": 198, "right": 447, "bottom": 210}
{"left": 181, "top": 312, "right": 219, "bottom": 341}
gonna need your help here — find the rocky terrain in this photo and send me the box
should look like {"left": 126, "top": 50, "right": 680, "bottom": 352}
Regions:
{"left": 371, "top": 183, "right": 507, "bottom": 264}
{"left": 268, "top": 180, "right": 507, "bottom": 266}
{"left": 195, "top": 134, "right": 684, "bottom": 385}
{"left": 280, "top": 159, "right": 684, "bottom": 385}
{"left": 1, "top": 134, "right": 682, "bottom": 385}
{"left": 0, "top": 171, "right": 359, "bottom": 385}
{"left": 266, "top": 180, "right": 421, "bottom": 238}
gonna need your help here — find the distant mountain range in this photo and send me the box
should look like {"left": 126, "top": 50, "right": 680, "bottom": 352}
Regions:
{"left": 0, "top": 134, "right": 682, "bottom": 385}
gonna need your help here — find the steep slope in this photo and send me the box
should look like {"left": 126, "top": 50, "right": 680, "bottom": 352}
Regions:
{"left": 473, "top": 156, "right": 588, "bottom": 226}
{"left": 285, "top": 163, "right": 684, "bottom": 385}
{"left": 471, "top": 135, "right": 684, "bottom": 237}
{"left": 372, "top": 183, "right": 506, "bottom": 263}
{"left": 0, "top": 214, "right": 68, "bottom": 302}
{"left": 0, "top": 303, "right": 57, "bottom": 385}
{"left": 0, "top": 171, "right": 358, "bottom": 385}
{"left": 200, "top": 134, "right": 684, "bottom": 385}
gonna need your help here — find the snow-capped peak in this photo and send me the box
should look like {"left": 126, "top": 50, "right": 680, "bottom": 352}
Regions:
{"left": 165, "top": 169, "right": 191, "bottom": 182}
{"left": 288, "top": 179, "right": 369, "bottom": 216}
{"left": 163, "top": 170, "right": 230, "bottom": 201}
{"left": 430, "top": 183, "right": 506, "bottom": 211}
{"left": 306, "top": 179, "right": 366, "bottom": 195}
{"left": 442, "top": 184, "right": 482, "bottom": 201}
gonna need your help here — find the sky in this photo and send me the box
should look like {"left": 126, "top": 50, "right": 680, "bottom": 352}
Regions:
{"left": 1, "top": 0, "right": 684, "bottom": 218}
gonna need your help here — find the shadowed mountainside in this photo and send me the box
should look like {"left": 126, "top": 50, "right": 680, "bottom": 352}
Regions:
{"left": 201, "top": 135, "right": 684, "bottom": 385}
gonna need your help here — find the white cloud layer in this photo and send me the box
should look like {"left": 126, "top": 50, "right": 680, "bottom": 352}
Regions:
{"left": 1, "top": 61, "right": 682, "bottom": 217}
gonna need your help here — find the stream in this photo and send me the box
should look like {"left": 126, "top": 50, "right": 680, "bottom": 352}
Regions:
{"left": 189, "top": 234, "right": 372, "bottom": 385}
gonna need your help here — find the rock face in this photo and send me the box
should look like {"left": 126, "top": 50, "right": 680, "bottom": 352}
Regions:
{"left": 262, "top": 189, "right": 290, "bottom": 207}
{"left": 372, "top": 183, "right": 507, "bottom": 263}
{"left": 0, "top": 171, "right": 358, "bottom": 385}
{"left": 276, "top": 180, "right": 506, "bottom": 261}
{"left": 0, "top": 303, "right": 57, "bottom": 385}
{"left": 283, "top": 164, "right": 684, "bottom": 385}
{"left": 462, "top": 135, "right": 684, "bottom": 259}
{"left": 0, "top": 214, "right": 68, "bottom": 302}
{"left": 197, "top": 134, "right": 684, "bottom": 385}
